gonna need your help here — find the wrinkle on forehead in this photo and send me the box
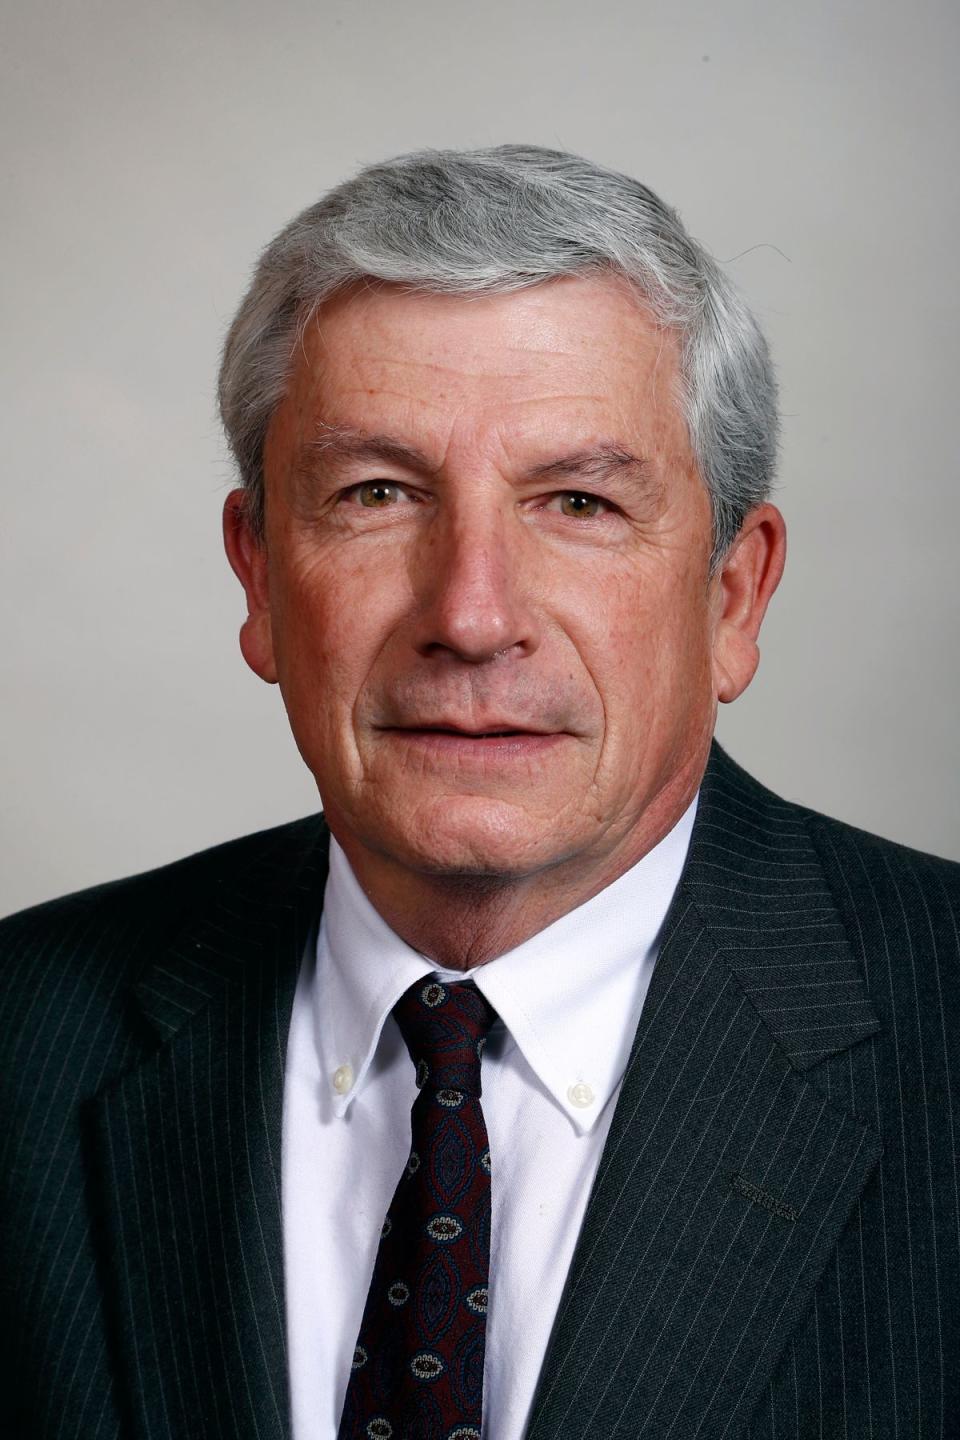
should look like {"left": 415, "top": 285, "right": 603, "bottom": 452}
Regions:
{"left": 299, "top": 272, "right": 677, "bottom": 372}
{"left": 269, "top": 275, "right": 692, "bottom": 484}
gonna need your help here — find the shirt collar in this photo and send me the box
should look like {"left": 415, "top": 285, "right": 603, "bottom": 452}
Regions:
{"left": 315, "top": 795, "right": 698, "bottom": 1135}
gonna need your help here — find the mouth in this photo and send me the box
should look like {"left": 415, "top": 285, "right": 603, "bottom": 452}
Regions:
{"left": 377, "top": 722, "right": 567, "bottom": 759}
{"left": 381, "top": 719, "right": 556, "bottom": 739}
{"left": 393, "top": 725, "right": 545, "bottom": 739}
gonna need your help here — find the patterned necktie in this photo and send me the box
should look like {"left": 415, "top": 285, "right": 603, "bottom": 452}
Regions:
{"left": 337, "top": 977, "right": 498, "bottom": 1440}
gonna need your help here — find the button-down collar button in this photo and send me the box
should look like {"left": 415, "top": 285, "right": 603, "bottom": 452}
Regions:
{"left": 567, "top": 1081, "right": 595, "bottom": 1109}
{"left": 332, "top": 1064, "right": 354, "bottom": 1095}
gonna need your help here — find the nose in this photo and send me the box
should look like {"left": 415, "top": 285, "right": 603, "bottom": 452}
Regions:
{"left": 411, "top": 502, "right": 542, "bottom": 663}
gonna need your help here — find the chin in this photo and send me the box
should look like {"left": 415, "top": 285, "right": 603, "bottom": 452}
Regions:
{"left": 373, "top": 795, "right": 574, "bottom": 881}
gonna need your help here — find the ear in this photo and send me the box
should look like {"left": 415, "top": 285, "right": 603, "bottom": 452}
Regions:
{"left": 709, "top": 502, "right": 786, "bottom": 704}
{"left": 222, "top": 489, "right": 278, "bottom": 684}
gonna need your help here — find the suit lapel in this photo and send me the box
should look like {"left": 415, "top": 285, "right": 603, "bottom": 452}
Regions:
{"left": 526, "top": 744, "right": 884, "bottom": 1440}
{"left": 88, "top": 817, "right": 330, "bottom": 1440}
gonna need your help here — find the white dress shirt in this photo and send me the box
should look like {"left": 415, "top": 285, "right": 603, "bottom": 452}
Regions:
{"left": 282, "top": 795, "right": 697, "bottom": 1440}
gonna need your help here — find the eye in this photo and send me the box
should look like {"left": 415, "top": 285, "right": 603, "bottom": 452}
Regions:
{"left": 552, "top": 491, "right": 609, "bottom": 518}
{"left": 346, "top": 481, "right": 411, "bottom": 508}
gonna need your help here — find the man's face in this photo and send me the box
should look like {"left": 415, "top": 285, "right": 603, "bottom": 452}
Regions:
{"left": 234, "top": 276, "right": 756, "bottom": 886}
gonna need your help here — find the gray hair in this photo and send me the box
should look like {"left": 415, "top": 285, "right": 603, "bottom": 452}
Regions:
{"left": 218, "top": 145, "right": 777, "bottom": 566}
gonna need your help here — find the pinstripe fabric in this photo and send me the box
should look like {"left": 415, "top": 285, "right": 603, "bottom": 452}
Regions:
{"left": 525, "top": 752, "right": 959, "bottom": 1439}
{"left": 1, "top": 742, "right": 958, "bottom": 1438}
{"left": 1, "top": 817, "right": 328, "bottom": 1440}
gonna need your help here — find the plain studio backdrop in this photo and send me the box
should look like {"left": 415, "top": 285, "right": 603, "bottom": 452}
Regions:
{"left": 2, "top": 0, "right": 959, "bottom": 917}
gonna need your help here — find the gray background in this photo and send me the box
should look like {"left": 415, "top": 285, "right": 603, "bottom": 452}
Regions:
{"left": 3, "top": 0, "right": 958, "bottom": 918}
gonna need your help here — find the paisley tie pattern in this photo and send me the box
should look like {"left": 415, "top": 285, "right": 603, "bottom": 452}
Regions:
{"left": 337, "top": 979, "right": 497, "bottom": 1440}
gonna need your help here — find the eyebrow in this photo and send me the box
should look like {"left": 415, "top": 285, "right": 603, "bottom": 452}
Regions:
{"left": 301, "top": 423, "right": 650, "bottom": 487}
{"left": 526, "top": 445, "right": 649, "bottom": 485}
{"left": 302, "top": 424, "right": 438, "bottom": 475}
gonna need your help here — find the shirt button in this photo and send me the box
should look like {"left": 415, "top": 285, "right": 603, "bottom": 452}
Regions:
{"left": 567, "top": 1082, "right": 595, "bottom": 1108}
{"left": 332, "top": 1064, "right": 354, "bottom": 1095}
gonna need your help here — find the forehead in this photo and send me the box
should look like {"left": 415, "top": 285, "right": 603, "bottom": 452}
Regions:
{"left": 272, "top": 274, "right": 689, "bottom": 465}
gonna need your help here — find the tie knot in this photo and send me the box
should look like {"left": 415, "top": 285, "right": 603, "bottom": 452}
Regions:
{"left": 393, "top": 979, "right": 497, "bottom": 1097}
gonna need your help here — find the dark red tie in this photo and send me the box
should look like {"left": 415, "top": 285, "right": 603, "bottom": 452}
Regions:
{"left": 337, "top": 978, "right": 497, "bottom": 1440}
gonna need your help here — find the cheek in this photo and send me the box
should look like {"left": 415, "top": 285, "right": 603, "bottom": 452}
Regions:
{"left": 653, "top": 577, "right": 714, "bottom": 703}
{"left": 569, "top": 561, "right": 712, "bottom": 736}
{"left": 270, "top": 548, "right": 391, "bottom": 724}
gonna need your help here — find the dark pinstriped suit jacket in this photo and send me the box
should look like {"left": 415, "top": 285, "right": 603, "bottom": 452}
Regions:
{"left": 2, "top": 742, "right": 958, "bottom": 1439}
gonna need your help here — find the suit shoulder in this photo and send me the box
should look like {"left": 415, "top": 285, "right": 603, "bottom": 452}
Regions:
{"left": 798, "top": 801, "right": 960, "bottom": 900}
{"left": 791, "top": 803, "right": 960, "bottom": 1002}
{"left": 708, "top": 743, "right": 960, "bottom": 949}
{"left": 0, "top": 812, "right": 325, "bottom": 934}
{"left": 0, "top": 814, "right": 326, "bottom": 999}
{"left": 711, "top": 741, "right": 959, "bottom": 892}
{"left": 0, "top": 814, "right": 327, "bottom": 1143}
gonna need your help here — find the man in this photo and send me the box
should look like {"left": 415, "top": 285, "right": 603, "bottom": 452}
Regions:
{"left": 1, "top": 146, "right": 957, "bottom": 1440}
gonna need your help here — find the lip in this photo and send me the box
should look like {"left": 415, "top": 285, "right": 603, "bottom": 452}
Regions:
{"left": 381, "top": 718, "right": 554, "bottom": 737}
{"left": 379, "top": 726, "right": 568, "bottom": 762}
